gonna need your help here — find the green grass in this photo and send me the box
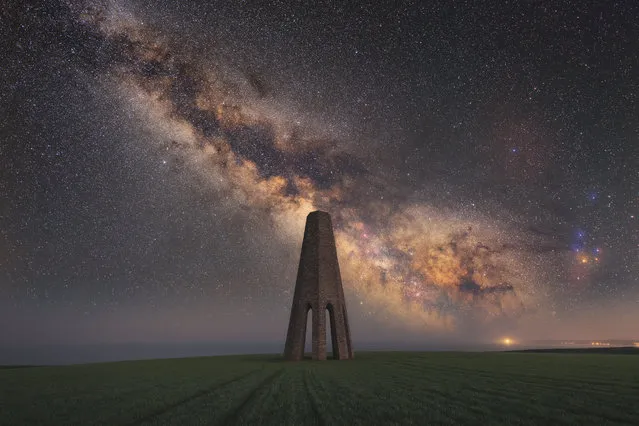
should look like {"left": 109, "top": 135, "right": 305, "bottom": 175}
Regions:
{"left": 2, "top": 351, "right": 639, "bottom": 425}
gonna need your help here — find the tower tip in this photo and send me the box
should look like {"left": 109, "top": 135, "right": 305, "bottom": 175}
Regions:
{"left": 308, "top": 210, "right": 330, "bottom": 218}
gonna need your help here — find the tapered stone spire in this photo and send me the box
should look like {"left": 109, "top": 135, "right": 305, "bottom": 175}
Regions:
{"left": 284, "top": 211, "right": 354, "bottom": 361}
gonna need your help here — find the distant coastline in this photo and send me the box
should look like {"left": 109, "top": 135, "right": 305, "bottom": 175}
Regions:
{"left": 2, "top": 339, "right": 638, "bottom": 365}
{"left": 510, "top": 346, "right": 639, "bottom": 355}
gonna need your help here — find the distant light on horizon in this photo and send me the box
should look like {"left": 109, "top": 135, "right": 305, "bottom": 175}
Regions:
{"left": 500, "top": 337, "right": 515, "bottom": 346}
{"left": 1, "top": 0, "right": 637, "bottom": 360}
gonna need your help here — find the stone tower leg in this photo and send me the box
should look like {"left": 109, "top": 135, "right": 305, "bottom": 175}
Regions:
{"left": 284, "top": 211, "right": 354, "bottom": 361}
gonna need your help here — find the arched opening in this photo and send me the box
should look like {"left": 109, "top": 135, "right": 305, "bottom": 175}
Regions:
{"left": 326, "top": 303, "right": 339, "bottom": 360}
{"left": 304, "top": 304, "right": 312, "bottom": 359}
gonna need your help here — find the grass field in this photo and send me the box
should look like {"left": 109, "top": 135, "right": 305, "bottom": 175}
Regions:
{"left": 2, "top": 351, "right": 639, "bottom": 425}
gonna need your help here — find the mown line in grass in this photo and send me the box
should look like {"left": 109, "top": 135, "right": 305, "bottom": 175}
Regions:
{"left": 214, "top": 368, "right": 284, "bottom": 426}
{"left": 57, "top": 370, "right": 259, "bottom": 426}
{"left": 380, "top": 358, "right": 639, "bottom": 392}
{"left": 233, "top": 368, "right": 314, "bottom": 426}
{"left": 405, "top": 353, "right": 639, "bottom": 378}
{"left": 302, "top": 369, "right": 326, "bottom": 426}
{"left": 326, "top": 376, "right": 571, "bottom": 426}
{"left": 385, "top": 352, "right": 637, "bottom": 374}
{"left": 311, "top": 365, "right": 498, "bottom": 422}
{"left": 128, "top": 367, "right": 281, "bottom": 425}
{"left": 313, "top": 368, "right": 501, "bottom": 425}
{"left": 427, "top": 377, "right": 634, "bottom": 424}
{"left": 4, "top": 354, "right": 638, "bottom": 426}
{"left": 124, "top": 368, "right": 263, "bottom": 426}
{"left": 458, "top": 387, "right": 636, "bottom": 426}
{"left": 236, "top": 368, "right": 288, "bottom": 425}
{"left": 423, "top": 358, "right": 639, "bottom": 382}
{"left": 377, "top": 360, "right": 638, "bottom": 397}
{"left": 317, "top": 363, "right": 634, "bottom": 423}
{"left": 320, "top": 366, "right": 638, "bottom": 425}
{"left": 307, "top": 369, "right": 341, "bottom": 423}
{"left": 306, "top": 367, "right": 384, "bottom": 425}
{"left": 362, "top": 364, "right": 635, "bottom": 413}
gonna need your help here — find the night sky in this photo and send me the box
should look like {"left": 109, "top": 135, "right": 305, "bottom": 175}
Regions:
{"left": 1, "top": 0, "right": 638, "bottom": 359}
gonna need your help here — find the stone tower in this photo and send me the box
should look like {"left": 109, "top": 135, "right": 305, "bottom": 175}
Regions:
{"left": 284, "top": 211, "right": 354, "bottom": 361}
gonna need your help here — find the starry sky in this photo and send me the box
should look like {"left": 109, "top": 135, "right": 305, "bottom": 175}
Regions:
{"left": 1, "top": 0, "right": 638, "bottom": 357}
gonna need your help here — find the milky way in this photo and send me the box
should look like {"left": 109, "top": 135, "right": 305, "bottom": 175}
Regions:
{"left": 1, "top": 0, "right": 637, "bottom": 353}
{"left": 75, "top": 1, "right": 562, "bottom": 330}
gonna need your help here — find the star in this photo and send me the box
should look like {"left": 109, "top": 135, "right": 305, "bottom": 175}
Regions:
{"left": 0, "top": 0, "right": 636, "bottom": 359}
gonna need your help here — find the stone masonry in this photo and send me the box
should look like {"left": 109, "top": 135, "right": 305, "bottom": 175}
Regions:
{"left": 284, "top": 211, "right": 354, "bottom": 361}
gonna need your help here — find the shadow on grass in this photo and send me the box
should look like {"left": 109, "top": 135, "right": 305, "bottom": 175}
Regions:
{"left": 235, "top": 353, "right": 353, "bottom": 363}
